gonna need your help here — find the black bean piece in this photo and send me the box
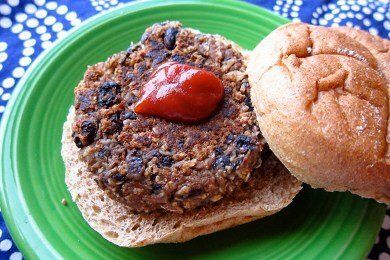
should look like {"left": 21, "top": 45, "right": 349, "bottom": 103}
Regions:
{"left": 232, "top": 158, "right": 243, "bottom": 170}
{"left": 120, "top": 52, "right": 130, "bottom": 65}
{"left": 81, "top": 120, "right": 97, "bottom": 136}
{"left": 244, "top": 96, "right": 254, "bottom": 111}
{"left": 136, "top": 63, "right": 147, "bottom": 75}
{"left": 136, "top": 136, "right": 152, "bottom": 146}
{"left": 81, "top": 120, "right": 97, "bottom": 145}
{"left": 126, "top": 95, "right": 138, "bottom": 106}
{"left": 143, "top": 71, "right": 152, "bottom": 80}
{"left": 74, "top": 136, "right": 83, "bottom": 148}
{"left": 223, "top": 56, "right": 231, "bottom": 62}
{"left": 76, "top": 90, "right": 94, "bottom": 112}
{"left": 224, "top": 87, "right": 232, "bottom": 95}
{"left": 145, "top": 49, "right": 168, "bottom": 66}
{"left": 160, "top": 155, "right": 173, "bottom": 167}
{"left": 126, "top": 73, "right": 135, "bottom": 81}
{"left": 104, "top": 113, "right": 123, "bottom": 135}
{"left": 123, "top": 111, "right": 137, "bottom": 120}
{"left": 149, "top": 173, "right": 157, "bottom": 181}
{"left": 226, "top": 134, "right": 234, "bottom": 144}
{"left": 150, "top": 150, "right": 160, "bottom": 158}
{"left": 187, "top": 188, "right": 203, "bottom": 197}
{"left": 113, "top": 173, "right": 126, "bottom": 182}
{"left": 146, "top": 49, "right": 163, "bottom": 59}
{"left": 98, "top": 81, "right": 120, "bottom": 108}
{"left": 102, "top": 178, "right": 109, "bottom": 186}
{"left": 127, "top": 148, "right": 141, "bottom": 157}
{"left": 127, "top": 156, "right": 143, "bottom": 175}
{"left": 97, "top": 148, "right": 110, "bottom": 158}
{"left": 127, "top": 43, "right": 141, "bottom": 53}
{"left": 171, "top": 53, "right": 186, "bottom": 64}
{"left": 196, "top": 63, "right": 204, "bottom": 68}
{"left": 149, "top": 40, "right": 164, "bottom": 50}
{"left": 178, "top": 140, "right": 185, "bottom": 149}
{"left": 223, "top": 106, "right": 236, "bottom": 117}
{"left": 151, "top": 184, "right": 162, "bottom": 195}
{"left": 236, "top": 135, "right": 252, "bottom": 148}
{"left": 111, "top": 113, "right": 124, "bottom": 132}
{"left": 152, "top": 55, "right": 166, "bottom": 66}
{"left": 199, "top": 124, "right": 213, "bottom": 132}
{"left": 242, "top": 82, "right": 250, "bottom": 89}
{"left": 187, "top": 61, "right": 196, "bottom": 67}
{"left": 140, "top": 31, "right": 150, "bottom": 43}
{"left": 261, "top": 143, "right": 272, "bottom": 161}
{"left": 164, "top": 27, "right": 179, "bottom": 50}
{"left": 215, "top": 147, "right": 223, "bottom": 156}
{"left": 213, "top": 155, "right": 230, "bottom": 169}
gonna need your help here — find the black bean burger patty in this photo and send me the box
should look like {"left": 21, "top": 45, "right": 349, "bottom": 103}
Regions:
{"left": 72, "top": 21, "right": 264, "bottom": 213}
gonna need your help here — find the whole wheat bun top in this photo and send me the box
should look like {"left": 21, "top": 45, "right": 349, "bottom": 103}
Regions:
{"left": 247, "top": 22, "right": 390, "bottom": 204}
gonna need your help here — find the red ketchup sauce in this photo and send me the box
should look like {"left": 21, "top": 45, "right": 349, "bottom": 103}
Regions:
{"left": 134, "top": 62, "right": 224, "bottom": 123}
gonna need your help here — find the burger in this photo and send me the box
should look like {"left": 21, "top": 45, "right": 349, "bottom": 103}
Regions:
{"left": 62, "top": 21, "right": 388, "bottom": 247}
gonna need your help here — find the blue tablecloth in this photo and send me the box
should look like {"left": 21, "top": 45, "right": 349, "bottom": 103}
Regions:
{"left": 0, "top": 0, "right": 389, "bottom": 259}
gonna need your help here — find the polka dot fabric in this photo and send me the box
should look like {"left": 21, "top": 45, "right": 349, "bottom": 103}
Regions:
{"left": 0, "top": 0, "right": 388, "bottom": 259}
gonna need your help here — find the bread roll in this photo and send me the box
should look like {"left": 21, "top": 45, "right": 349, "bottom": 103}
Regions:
{"left": 248, "top": 23, "right": 389, "bottom": 204}
{"left": 62, "top": 107, "right": 301, "bottom": 247}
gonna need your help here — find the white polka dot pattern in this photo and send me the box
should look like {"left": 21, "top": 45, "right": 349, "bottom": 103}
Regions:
{"left": 90, "top": 0, "right": 121, "bottom": 12}
{"left": 0, "top": 0, "right": 83, "bottom": 121}
{"left": 309, "top": 0, "right": 389, "bottom": 37}
{"left": 0, "top": 239, "right": 12, "bottom": 251}
{"left": 9, "top": 252, "right": 23, "bottom": 260}
{"left": 273, "top": 0, "right": 303, "bottom": 22}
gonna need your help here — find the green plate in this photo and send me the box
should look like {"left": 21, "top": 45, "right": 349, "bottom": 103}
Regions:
{"left": 0, "top": 0, "right": 386, "bottom": 259}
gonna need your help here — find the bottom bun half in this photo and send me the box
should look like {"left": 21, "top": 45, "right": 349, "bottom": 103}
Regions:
{"left": 61, "top": 107, "right": 301, "bottom": 247}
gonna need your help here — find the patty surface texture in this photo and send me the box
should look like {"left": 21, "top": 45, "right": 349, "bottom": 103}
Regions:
{"left": 72, "top": 21, "right": 263, "bottom": 213}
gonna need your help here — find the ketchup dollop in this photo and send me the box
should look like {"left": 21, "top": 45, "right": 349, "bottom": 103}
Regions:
{"left": 134, "top": 62, "right": 224, "bottom": 123}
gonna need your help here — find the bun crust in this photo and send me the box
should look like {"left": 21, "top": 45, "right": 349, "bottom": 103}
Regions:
{"left": 248, "top": 23, "right": 390, "bottom": 204}
{"left": 62, "top": 108, "right": 301, "bottom": 247}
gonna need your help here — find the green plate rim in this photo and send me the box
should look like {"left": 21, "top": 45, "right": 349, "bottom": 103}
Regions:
{"left": 0, "top": 1, "right": 288, "bottom": 257}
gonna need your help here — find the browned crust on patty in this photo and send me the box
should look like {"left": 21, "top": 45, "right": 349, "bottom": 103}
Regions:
{"left": 72, "top": 21, "right": 264, "bottom": 213}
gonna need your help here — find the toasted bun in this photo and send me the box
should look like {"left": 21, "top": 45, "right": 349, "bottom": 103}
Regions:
{"left": 248, "top": 22, "right": 389, "bottom": 204}
{"left": 62, "top": 107, "right": 301, "bottom": 247}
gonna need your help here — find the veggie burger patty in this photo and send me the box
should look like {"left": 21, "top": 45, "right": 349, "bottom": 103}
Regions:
{"left": 72, "top": 21, "right": 264, "bottom": 213}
